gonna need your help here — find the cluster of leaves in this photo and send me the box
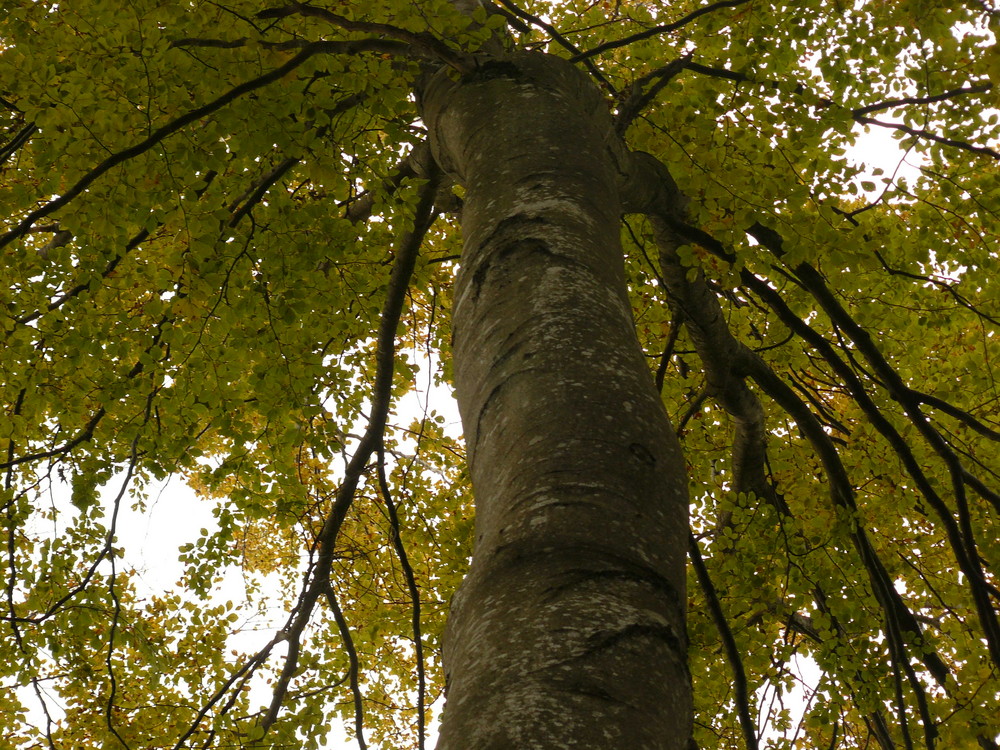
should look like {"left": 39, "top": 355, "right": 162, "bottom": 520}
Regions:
{"left": 1, "top": 0, "right": 998, "bottom": 748}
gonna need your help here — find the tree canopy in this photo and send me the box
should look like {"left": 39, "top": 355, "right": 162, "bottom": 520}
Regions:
{"left": 1, "top": 0, "right": 999, "bottom": 748}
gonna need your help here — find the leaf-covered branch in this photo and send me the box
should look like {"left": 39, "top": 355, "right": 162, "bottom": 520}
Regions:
{"left": 256, "top": 2, "right": 473, "bottom": 73}
{"left": 0, "top": 40, "right": 417, "bottom": 251}
{"left": 259, "top": 170, "right": 440, "bottom": 735}
{"left": 680, "top": 61, "right": 998, "bottom": 159}
{"left": 688, "top": 533, "right": 759, "bottom": 750}
{"left": 376, "top": 449, "right": 426, "bottom": 750}
{"left": 571, "top": 0, "right": 753, "bottom": 62}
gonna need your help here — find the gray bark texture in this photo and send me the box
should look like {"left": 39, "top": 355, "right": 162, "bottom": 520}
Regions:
{"left": 422, "top": 52, "right": 692, "bottom": 749}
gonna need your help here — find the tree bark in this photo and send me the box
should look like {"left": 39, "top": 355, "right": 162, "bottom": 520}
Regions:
{"left": 422, "top": 52, "right": 691, "bottom": 749}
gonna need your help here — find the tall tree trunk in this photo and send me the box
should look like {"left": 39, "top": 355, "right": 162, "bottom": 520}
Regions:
{"left": 422, "top": 52, "right": 692, "bottom": 749}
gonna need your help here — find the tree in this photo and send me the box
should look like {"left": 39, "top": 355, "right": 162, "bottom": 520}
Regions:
{"left": 1, "top": 0, "right": 998, "bottom": 747}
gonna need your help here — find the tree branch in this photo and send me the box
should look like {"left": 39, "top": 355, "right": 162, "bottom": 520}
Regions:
{"left": 0, "top": 121, "right": 36, "bottom": 165}
{"left": 376, "top": 448, "right": 426, "bottom": 750}
{"left": 12, "top": 172, "right": 221, "bottom": 365}
{"left": 688, "top": 533, "right": 760, "bottom": 750}
{"left": 227, "top": 157, "right": 299, "bottom": 227}
{"left": 0, "top": 407, "right": 107, "bottom": 471}
{"left": 734, "top": 240, "right": 1000, "bottom": 674}
{"left": 572, "top": 0, "right": 753, "bottom": 62}
{"left": 616, "top": 55, "right": 691, "bottom": 134}
{"left": 854, "top": 114, "right": 1000, "bottom": 160}
{"left": 170, "top": 37, "right": 251, "bottom": 48}
{"left": 641, "top": 170, "right": 955, "bottom": 693}
{"left": 647, "top": 189, "right": 948, "bottom": 744}
{"left": 682, "top": 62, "right": 998, "bottom": 159}
{"left": 259, "top": 168, "right": 440, "bottom": 735}
{"left": 873, "top": 248, "right": 1000, "bottom": 329}
{"left": 172, "top": 632, "right": 287, "bottom": 749}
{"left": 256, "top": 2, "right": 472, "bottom": 73}
{"left": 494, "top": 0, "right": 614, "bottom": 92}
{"left": 749, "top": 223, "right": 1000, "bottom": 669}
{"left": 0, "top": 40, "right": 416, "bottom": 251}
{"left": 851, "top": 84, "right": 992, "bottom": 116}
{"left": 323, "top": 582, "right": 368, "bottom": 750}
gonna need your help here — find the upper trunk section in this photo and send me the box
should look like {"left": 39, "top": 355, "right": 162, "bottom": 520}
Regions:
{"left": 421, "top": 52, "right": 691, "bottom": 749}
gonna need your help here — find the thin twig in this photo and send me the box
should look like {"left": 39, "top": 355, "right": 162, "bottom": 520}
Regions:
{"left": 104, "top": 441, "right": 140, "bottom": 750}
{"left": 376, "top": 448, "right": 426, "bottom": 750}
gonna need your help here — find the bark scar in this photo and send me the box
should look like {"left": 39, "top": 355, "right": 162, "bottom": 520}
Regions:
{"left": 470, "top": 234, "right": 556, "bottom": 300}
{"left": 629, "top": 442, "right": 656, "bottom": 466}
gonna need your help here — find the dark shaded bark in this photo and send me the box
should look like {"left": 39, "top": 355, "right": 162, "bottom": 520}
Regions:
{"left": 421, "top": 52, "right": 691, "bottom": 749}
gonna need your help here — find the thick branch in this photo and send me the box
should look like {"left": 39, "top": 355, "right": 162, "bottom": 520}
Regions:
{"left": 257, "top": 2, "right": 472, "bottom": 73}
{"left": 494, "top": 0, "right": 614, "bottom": 92}
{"left": 635, "top": 158, "right": 953, "bottom": 691}
{"left": 655, "top": 237, "right": 770, "bottom": 501}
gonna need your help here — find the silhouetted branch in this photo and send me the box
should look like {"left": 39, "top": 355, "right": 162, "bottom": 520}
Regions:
{"left": 228, "top": 157, "right": 299, "bottom": 227}
{"left": 376, "top": 448, "right": 427, "bottom": 750}
{"left": 572, "top": 0, "right": 752, "bottom": 62}
{"left": 873, "top": 249, "right": 1000, "bottom": 329}
{"left": 855, "top": 115, "right": 1000, "bottom": 160}
{"left": 616, "top": 55, "right": 691, "bottom": 133}
{"left": 495, "top": 0, "right": 614, "bottom": 92}
{"left": 0, "top": 408, "right": 107, "bottom": 471}
{"left": 750, "top": 224, "right": 1000, "bottom": 668}
{"left": 172, "top": 632, "right": 287, "bottom": 749}
{"left": 650, "top": 203, "right": 955, "bottom": 691}
{"left": 170, "top": 37, "right": 251, "bottom": 48}
{"left": 16, "top": 171, "right": 217, "bottom": 330}
{"left": 688, "top": 534, "right": 759, "bottom": 750}
{"left": 323, "top": 583, "right": 368, "bottom": 750}
{"left": 0, "top": 41, "right": 415, "bottom": 251}
{"left": 735, "top": 235, "right": 1000, "bottom": 672}
{"left": 104, "top": 442, "right": 139, "bottom": 750}
{"left": 0, "top": 122, "right": 36, "bottom": 165}
{"left": 910, "top": 389, "right": 1000, "bottom": 443}
{"left": 257, "top": 3, "right": 472, "bottom": 73}
{"left": 655, "top": 312, "right": 683, "bottom": 392}
{"left": 259, "top": 169, "right": 440, "bottom": 735}
{"left": 851, "top": 84, "right": 992, "bottom": 116}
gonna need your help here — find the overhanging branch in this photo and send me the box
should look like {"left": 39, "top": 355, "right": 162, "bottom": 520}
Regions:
{"left": 257, "top": 2, "right": 472, "bottom": 73}
{"left": 0, "top": 40, "right": 421, "bottom": 251}
{"left": 748, "top": 223, "right": 1000, "bottom": 669}
{"left": 259, "top": 168, "right": 440, "bottom": 735}
{"left": 571, "top": 0, "right": 752, "bottom": 62}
